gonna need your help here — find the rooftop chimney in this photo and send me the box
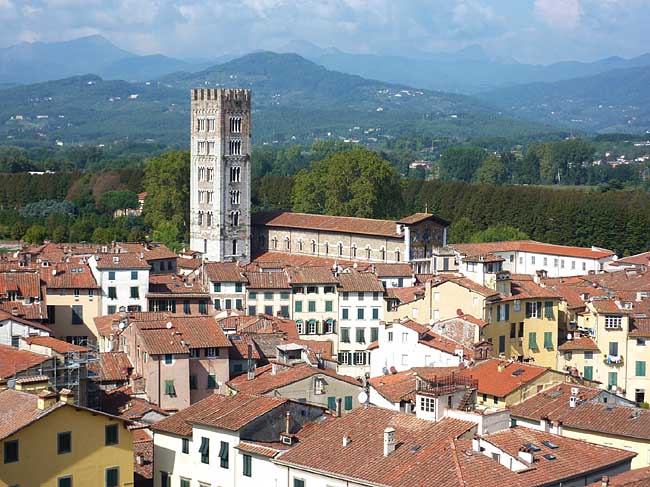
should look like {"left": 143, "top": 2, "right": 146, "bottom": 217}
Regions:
{"left": 518, "top": 446, "right": 534, "bottom": 464}
{"left": 497, "top": 362, "right": 505, "bottom": 373}
{"left": 343, "top": 435, "right": 351, "bottom": 447}
{"left": 383, "top": 427, "right": 396, "bottom": 456}
{"left": 59, "top": 388, "right": 75, "bottom": 404}
{"left": 472, "top": 436, "right": 481, "bottom": 452}
{"left": 601, "top": 476, "right": 609, "bottom": 487}
{"left": 285, "top": 411, "right": 291, "bottom": 435}
{"left": 336, "top": 398, "right": 342, "bottom": 417}
{"left": 37, "top": 389, "right": 58, "bottom": 410}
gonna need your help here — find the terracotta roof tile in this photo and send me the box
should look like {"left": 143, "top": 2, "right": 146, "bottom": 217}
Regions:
{"left": 452, "top": 241, "right": 615, "bottom": 260}
{"left": 152, "top": 393, "right": 290, "bottom": 435}
{"left": 336, "top": 270, "right": 384, "bottom": 292}
{"left": 386, "top": 286, "right": 424, "bottom": 305}
{"left": 249, "top": 251, "right": 355, "bottom": 269}
{"left": 588, "top": 467, "right": 650, "bottom": 487}
{"left": 286, "top": 267, "right": 338, "bottom": 285}
{"left": 0, "top": 309, "right": 52, "bottom": 332}
{"left": 245, "top": 271, "right": 290, "bottom": 289}
{"left": 253, "top": 211, "right": 403, "bottom": 238}
{"left": 372, "top": 263, "right": 413, "bottom": 278}
{"left": 557, "top": 337, "right": 600, "bottom": 351}
{"left": 0, "top": 270, "right": 41, "bottom": 297}
{"left": 630, "top": 318, "right": 650, "bottom": 337}
{"left": 396, "top": 212, "right": 449, "bottom": 226}
{"left": 369, "top": 367, "right": 460, "bottom": 403}
{"left": 0, "top": 344, "right": 51, "bottom": 379}
{"left": 236, "top": 440, "right": 286, "bottom": 458}
{"left": 0, "top": 301, "right": 47, "bottom": 321}
{"left": 0, "top": 389, "right": 65, "bottom": 440}
{"left": 21, "top": 336, "right": 88, "bottom": 353}
{"left": 93, "top": 253, "right": 150, "bottom": 270}
{"left": 96, "top": 352, "right": 133, "bottom": 382}
{"left": 458, "top": 358, "right": 550, "bottom": 398}
{"left": 228, "top": 334, "right": 262, "bottom": 360}
{"left": 147, "top": 274, "right": 207, "bottom": 296}
{"left": 591, "top": 298, "right": 629, "bottom": 314}
{"left": 275, "top": 406, "right": 475, "bottom": 486}
{"left": 511, "top": 383, "right": 650, "bottom": 441}
{"left": 204, "top": 262, "right": 248, "bottom": 283}
{"left": 39, "top": 263, "right": 99, "bottom": 289}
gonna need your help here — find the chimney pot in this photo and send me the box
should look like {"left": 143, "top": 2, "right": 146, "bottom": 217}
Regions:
{"left": 336, "top": 398, "right": 342, "bottom": 417}
{"left": 285, "top": 411, "right": 291, "bottom": 435}
{"left": 601, "top": 476, "right": 609, "bottom": 487}
{"left": 343, "top": 435, "right": 351, "bottom": 447}
{"left": 383, "top": 427, "right": 396, "bottom": 456}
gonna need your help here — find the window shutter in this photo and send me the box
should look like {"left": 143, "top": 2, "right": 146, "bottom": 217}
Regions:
{"left": 505, "top": 303, "right": 510, "bottom": 321}
{"left": 496, "top": 305, "right": 501, "bottom": 322}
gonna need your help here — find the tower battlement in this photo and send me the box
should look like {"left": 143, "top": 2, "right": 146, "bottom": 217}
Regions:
{"left": 191, "top": 88, "right": 251, "bottom": 104}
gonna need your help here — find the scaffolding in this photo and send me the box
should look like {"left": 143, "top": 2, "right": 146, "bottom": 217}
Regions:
{"left": 2, "top": 337, "right": 100, "bottom": 408}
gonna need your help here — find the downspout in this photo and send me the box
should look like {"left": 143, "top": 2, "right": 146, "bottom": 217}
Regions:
{"left": 158, "top": 356, "right": 161, "bottom": 407}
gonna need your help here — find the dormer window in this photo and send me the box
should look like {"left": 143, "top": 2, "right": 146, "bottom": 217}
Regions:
{"left": 605, "top": 315, "right": 622, "bottom": 329}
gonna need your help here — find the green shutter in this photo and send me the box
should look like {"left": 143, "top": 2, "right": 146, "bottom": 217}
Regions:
{"left": 496, "top": 304, "right": 501, "bottom": 322}
{"left": 344, "top": 395, "right": 353, "bottom": 410}
{"left": 327, "top": 396, "right": 337, "bottom": 410}
{"left": 608, "top": 372, "right": 618, "bottom": 387}
{"left": 325, "top": 301, "right": 333, "bottom": 312}
{"left": 544, "top": 331, "right": 553, "bottom": 350}
{"left": 189, "top": 375, "right": 197, "bottom": 390}
{"left": 341, "top": 328, "right": 350, "bottom": 343}
{"left": 106, "top": 467, "right": 119, "bottom": 487}
{"left": 207, "top": 374, "right": 217, "bottom": 388}
{"left": 295, "top": 301, "right": 302, "bottom": 312}
{"left": 371, "top": 327, "right": 379, "bottom": 342}
{"left": 164, "top": 380, "right": 176, "bottom": 395}
{"left": 544, "top": 301, "right": 554, "bottom": 319}
{"left": 528, "top": 332, "right": 538, "bottom": 350}
{"left": 243, "top": 454, "right": 252, "bottom": 477}
{"left": 636, "top": 361, "right": 646, "bottom": 377}
{"left": 505, "top": 303, "right": 510, "bottom": 321}
{"left": 583, "top": 366, "right": 593, "bottom": 380}
{"left": 308, "top": 301, "right": 316, "bottom": 312}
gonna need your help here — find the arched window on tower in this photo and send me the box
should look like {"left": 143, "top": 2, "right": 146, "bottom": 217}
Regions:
{"left": 351, "top": 244, "right": 357, "bottom": 258}
{"left": 284, "top": 237, "right": 290, "bottom": 250}
{"left": 338, "top": 242, "right": 343, "bottom": 256}
{"left": 380, "top": 247, "right": 386, "bottom": 261}
{"left": 311, "top": 240, "right": 317, "bottom": 254}
{"left": 366, "top": 246, "right": 371, "bottom": 260}
{"left": 231, "top": 211, "right": 239, "bottom": 227}
{"left": 324, "top": 242, "right": 329, "bottom": 255}
{"left": 206, "top": 212, "right": 212, "bottom": 227}
{"left": 232, "top": 240, "right": 238, "bottom": 255}
{"left": 197, "top": 211, "right": 204, "bottom": 226}
{"left": 395, "top": 248, "right": 401, "bottom": 262}
{"left": 298, "top": 239, "right": 304, "bottom": 252}
{"left": 271, "top": 237, "right": 278, "bottom": 250}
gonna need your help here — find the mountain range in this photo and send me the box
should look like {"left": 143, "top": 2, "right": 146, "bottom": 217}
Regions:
{"left": 0, "top": 52, "right": 559, "bottom": 147}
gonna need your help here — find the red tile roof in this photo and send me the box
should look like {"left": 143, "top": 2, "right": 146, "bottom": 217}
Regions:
{"left": 0, "top": 389, "right": 65, "bottom": 440}
{"left": 452, "top": 241, "right": 615, "bottom": 260}
{"left": 0, "top": 270, "right": 41, "bottom": 297}
{"left": 245, "top": 271, "right": 290, "bottom": 289}
{"left": 147, "top": 274, "right": 207, "bottom": 296}
{"left": 39, "top": 263, "right": 99, "bottom": 289}
{"left": 373, "top": 263, "right": 413, "bottom": 277}
{"left": 96, "top": 352, "right": 133, "bottom": 382}
{"left": 557, "top": 337, "right": 600, "bottom": 351}
{"left": 275, "top": 406, "right": 475, "bottom": 486}
{"left": 133, "top": 315, "right": 231, "bottom": 355}
{"left": 436, "top": 276, "right": 500, "bottom": 298}
{"left": 236, "top": 440, "right": 287, "bottom": 458}
{"left": 0, "top": 344, "right": 51, "bottom": 379}
{"left": 336, "top": 270, "right": 384, "bottom": 292}
{"left": 204, "top": 262, "right": 248, "bottom": 283}
{"left": 152, "top": 393, "right": 291, "bottom": 435}
{"left": 21, "top": 336, "right": 88, "bottom": 354}
{"left": 253, "top": 211, "right": 403, "bottom": 238}
{"left": 368, "top": 367, "right": 460, "bottom": 403}
{"left": 458, "top": 358, "right": 550, "bottom": 398}
{"left": 0, "top": 301, "right": 47, "bottom": 321}
{"left": 93, "top": 253, "right": 150, "bottom": 270}
{"left": 133, "top": 437, "right": 153, "bottom": 486}
{"left": 228, "top": 334, "right": 262, "bottom": 360}
{"left": 511, "top": 383, "right": 650, "bottom": 441}
{"left": 630, "top": 318, "right": 650, "bottom": 337}
{"left": 612, "top": 252, "right": 650, "bottom": 266}
{"left": 286, "top": 266, "right": 338, "bottom": 285}
{"left": 250, "top": 251, "right": 355, "bottom": 269}
{"left": 588, "top": 467, "right": 650, "bottom": 487}
{"left": 386, "top": 286, "right": 424, "bottom": 305}
{"left": 591, "top": 298, "right": 629, "bottom": 314}
{"left": 396, "top": 212, "right": 449, "bottom": 226}
{"left": 227, "top": 363, "right": 361, "bottom": 395}
{"left": 499, "top": 276, "right": 561, "bottom": 302}
{"left": 0, "top": 309, "right": 52, "bottom": 332}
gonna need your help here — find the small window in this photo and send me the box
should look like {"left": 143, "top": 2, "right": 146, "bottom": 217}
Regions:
{"left": 105, "top": 467, "right": 119, "bottom": 487}
{"left": 207, "top": 374, "right": 217, "bottom": 389}
{"left": 108, "top": 287, "right": 117, "bottom": 300}
{"left": 58, "top": 477, "right": 73, "bottom": 487}
{"left": 219, "top": 441, "right": 229, "bottom": 469}
{"left": 58, "top": 432, "right": 72, "bottom": 454}
{"left": 164, "top": 380, "right": 176, "bottom": 396}
{"left": 105, "top": 424, "right": 119, "bottom": 446}
{"left": 164, "top": 354, "right": 173, "bottom": 365}
{"left": 294, "top": 480, "right": 306, "bottom": 487}
{"left": 4, "top": 440, "right": 18, "bottom": 463}
{"left": 108, "top": 271, "right": 115, "bottom": 280}
{"left": 131, "top": 271, "right": 138, "bottom": 280}
{"left": 235, "top": 283, "right": 243, "bottom": 293}
{"left": 199, "top": 437, "right": 210, "bottom": 464}
{"left": 243, "top": 453, "right": 252, "bottom": 477}
{"left": 130, "top": 287, "right": 139, "bottom": 299}
{"left": 182, "top": 438, "right": 190, "bottom": 454}
{"left": 206, "top": 347, "right": 219, "bottom": 357}
{"left": 344, "top": 396, "right": 353, "bottom": 410}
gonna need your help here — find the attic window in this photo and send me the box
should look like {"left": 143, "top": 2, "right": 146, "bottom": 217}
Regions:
{"left": 543, "top": 454, "right": 556, "bottom": 461}
{"left": 512, "top": 369, "right": 525, "bottom": 377}
{"left": 541, "top": 441, "right": 559, "bottom": 449}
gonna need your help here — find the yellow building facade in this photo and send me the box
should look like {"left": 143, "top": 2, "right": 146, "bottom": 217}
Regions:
{"left": 0, "top": 390, "right": 133, "bottom": 487}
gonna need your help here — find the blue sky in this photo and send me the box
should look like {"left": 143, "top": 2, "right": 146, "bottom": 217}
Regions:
{"left": 0, "top": 0, "right": 647, "bottom": 64}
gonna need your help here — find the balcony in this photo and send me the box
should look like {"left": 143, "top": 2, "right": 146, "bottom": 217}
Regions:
{"left": 416, "top": 374, "right": 478, "bottom": 397}
{"left": 604, "top": 354, "right": 624, "bottom": 366}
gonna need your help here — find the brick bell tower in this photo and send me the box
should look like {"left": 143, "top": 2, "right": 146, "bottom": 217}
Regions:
{"left": 189, "top": 88, "right": 251, "bottom": 263}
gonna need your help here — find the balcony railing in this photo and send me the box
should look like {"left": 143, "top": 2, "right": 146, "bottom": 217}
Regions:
{"left": 415, "top": 374, "right": 478, "bottom": 397}
{"left": 604, "top": 355, "right": 624, "bottom": 366}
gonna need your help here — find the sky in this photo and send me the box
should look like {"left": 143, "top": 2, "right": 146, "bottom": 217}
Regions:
{"left": 0, "top": 0, "right": 648, "bottom": 64}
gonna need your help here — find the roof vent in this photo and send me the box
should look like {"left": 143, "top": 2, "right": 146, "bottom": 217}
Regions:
{"left": 343, "top": 435, "right": 351, "bottom": 447}
{"left": 113, "top": 256, "right": 119, "bottom": 264}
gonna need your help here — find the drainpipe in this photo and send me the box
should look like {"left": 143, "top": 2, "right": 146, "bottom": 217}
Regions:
{"left": 158, "top": 356, "right": 161, "bottom": 407}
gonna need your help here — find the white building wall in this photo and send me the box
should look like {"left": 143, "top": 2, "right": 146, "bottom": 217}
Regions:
{"left": 496, "top": 251, "right": 612, "bottom": 278}
{"left": 0, "top": 318, "right": 50, "bottom": 347}
{"left": 89, "top": 257, "right": 149, "bottom": 315}
{"left": 368, "top": 387, "right": 400, "bottom": 411}
{"left": 369, "top": 323, "right": 461, "bottom": 378}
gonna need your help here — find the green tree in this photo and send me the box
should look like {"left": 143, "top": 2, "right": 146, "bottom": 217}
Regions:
{"left": 469, "top": 224, "right": 529, "bottom": 243}
{"left": 439, "top": 147, "right": 487, "bottom": 182}
{"left": 23, "top": 225, "right": 46, "bottom": 244}
{"left": 447, "top": 217, "right": 479, "bottom": 243}
{"left": 98, "top": 190, "right": 139, "bottom": 212}
{"left": 292, "top": 148, "right": 402, "bottom": 219}
{"left": 152, "top": 221, "right": 180, "bottom": 251}
{"left": 143, "top": 151, "right": 190, "bottom": 243}
{"left": 474, "top": 155, "right": 507, "bottom": 185}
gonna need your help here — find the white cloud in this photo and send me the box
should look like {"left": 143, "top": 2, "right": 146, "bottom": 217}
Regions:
{"left": 534, "top": 0, "right": 582, "bottom": 30}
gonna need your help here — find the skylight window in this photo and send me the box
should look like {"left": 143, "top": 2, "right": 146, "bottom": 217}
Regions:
{"left": 525, "top": 443, "right": 541, "bottom": 452}
{"left": 543, "top": 454, "right": 556, "bottom": 461}
{"left": 542, "top": 441, "right": 559, "bottom": 449}
{"left": 512, "top": 369, "right": 525, "bottom": 377}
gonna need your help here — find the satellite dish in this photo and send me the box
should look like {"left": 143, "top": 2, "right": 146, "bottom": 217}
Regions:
{"left": 358, "top": 391, "right": 368, "bottom": 404}
{"left": 166, "top": 322, "right": 173, "bottom": 329}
